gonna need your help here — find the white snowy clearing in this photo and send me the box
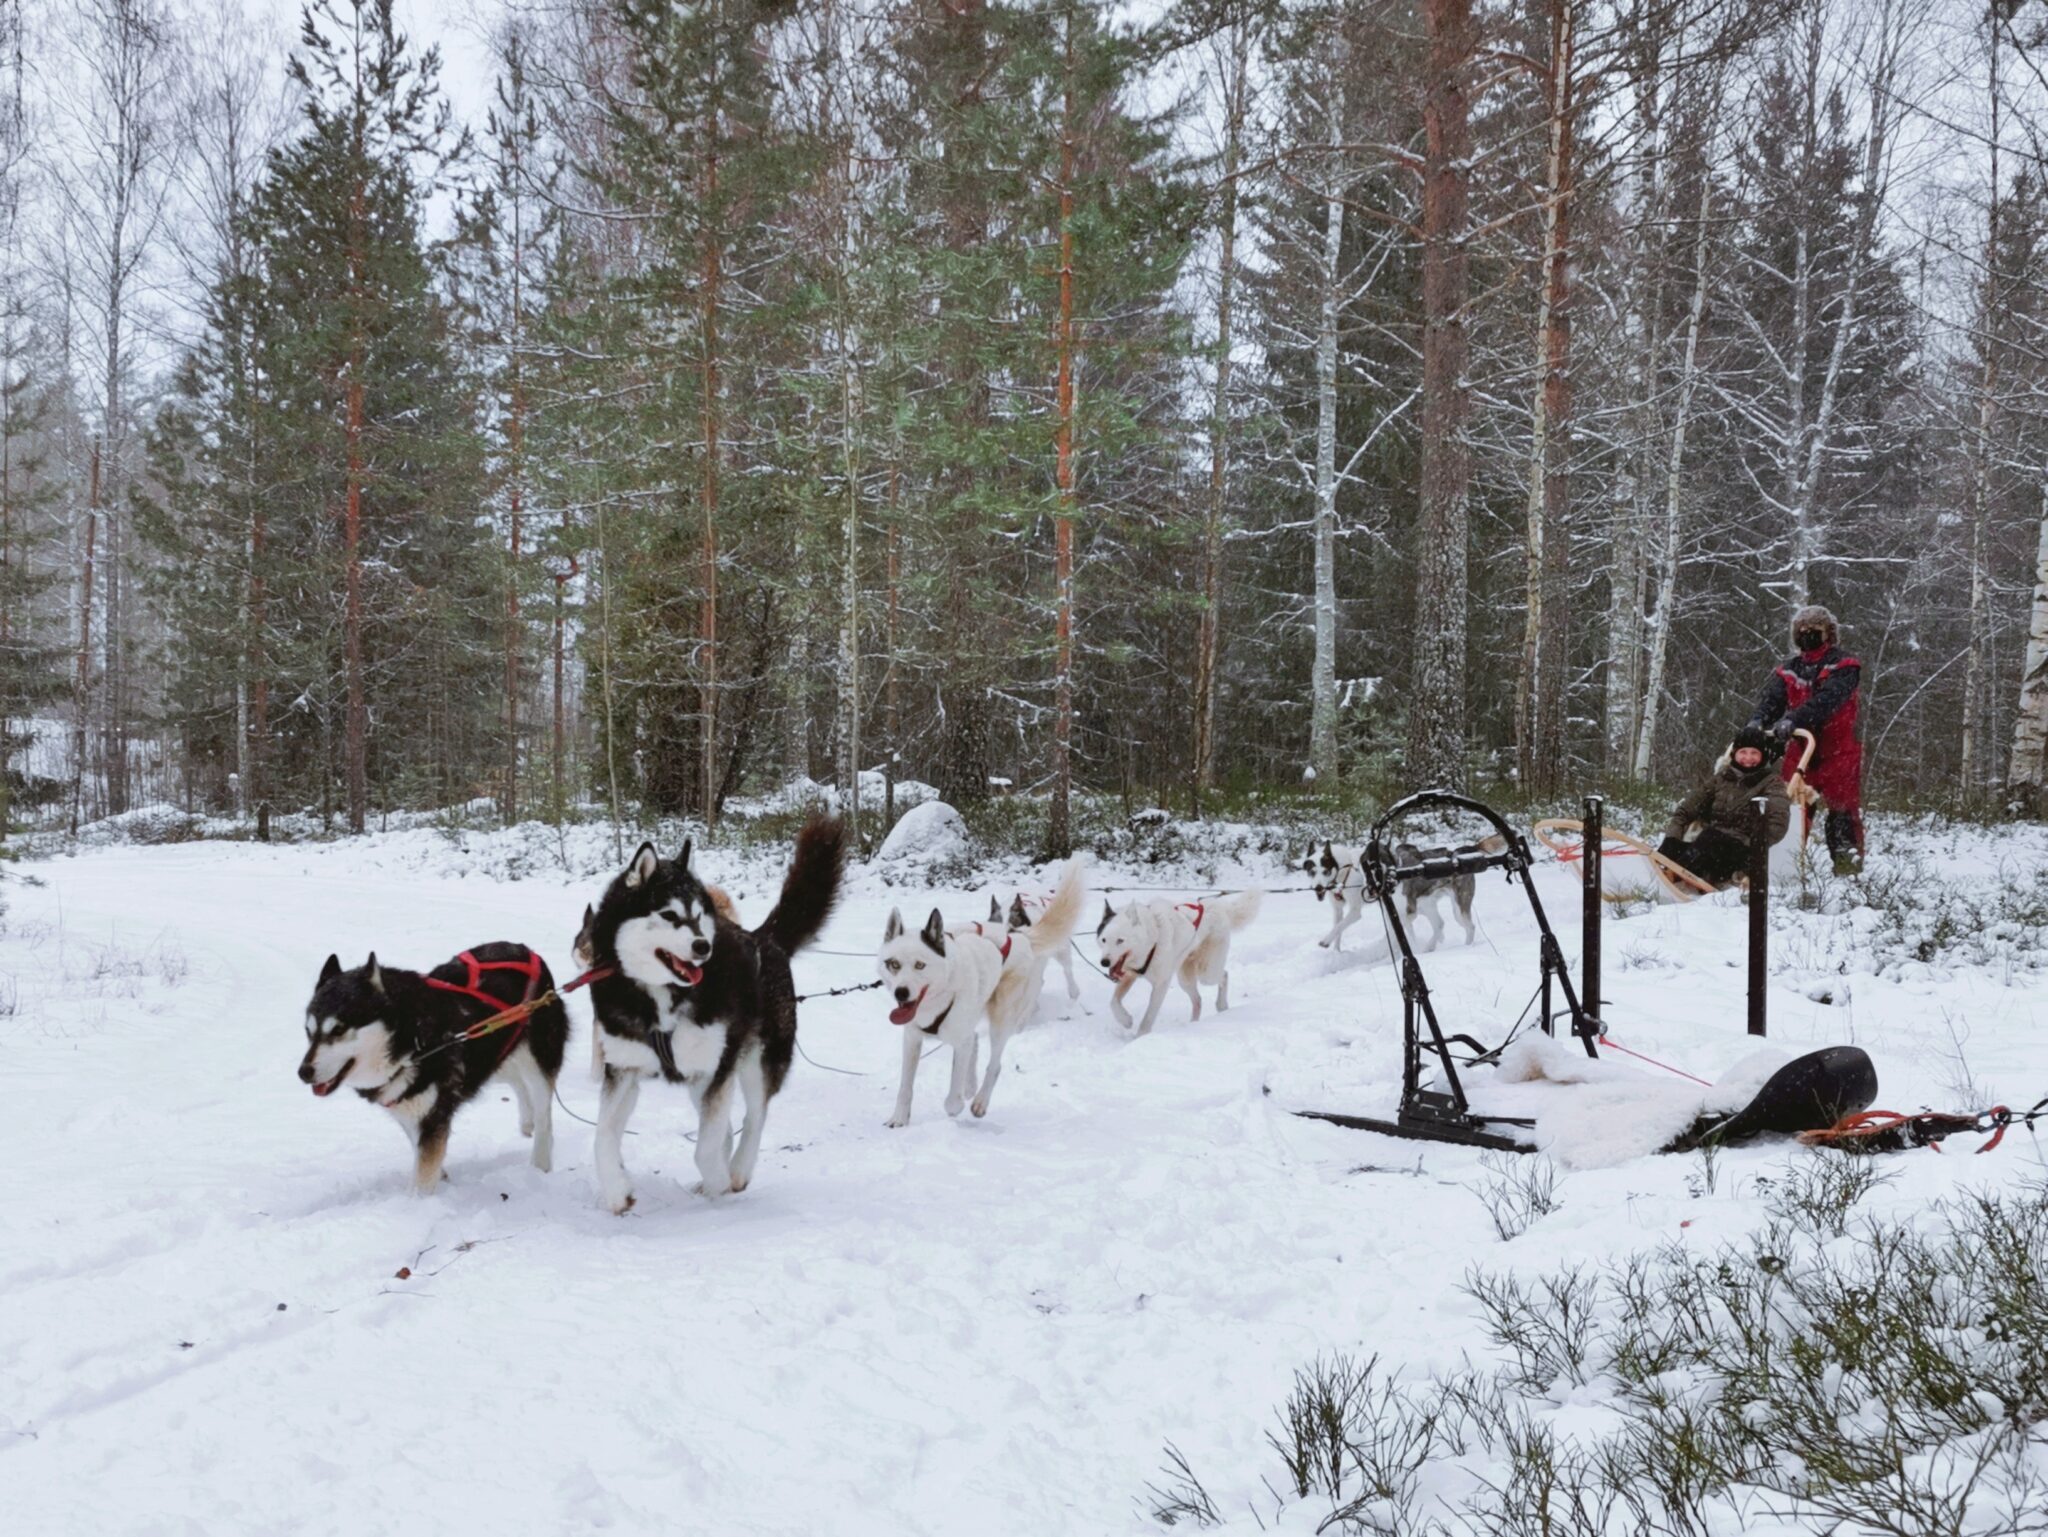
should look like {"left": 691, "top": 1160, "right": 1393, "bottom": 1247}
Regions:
{"left": 1, "top": 815, "right": 2045, "bottom": 1534}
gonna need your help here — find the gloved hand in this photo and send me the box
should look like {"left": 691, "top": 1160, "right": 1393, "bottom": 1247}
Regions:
{"left": 1772, "top": 717, "right": 1794, "bottom": 743}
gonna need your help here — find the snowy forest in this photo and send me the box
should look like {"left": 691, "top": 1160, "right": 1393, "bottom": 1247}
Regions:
{"left": 4, "top": 0, "right": 2048, "bottom": 852}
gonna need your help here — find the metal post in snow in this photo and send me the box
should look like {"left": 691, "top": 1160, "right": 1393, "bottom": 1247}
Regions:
{"left": 1747, "top": 796, "right": 1769, "bottom": 1037}
{"left": 1582, "top": 794, "right": 1602, "bottom": 1034}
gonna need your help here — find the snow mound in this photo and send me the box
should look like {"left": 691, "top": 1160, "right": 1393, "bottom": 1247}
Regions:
{"left": 75, "top": 803, "right": 206, "bottom": 846}
{"left": 876, "top": 800, "right": 968, "bottom": 863}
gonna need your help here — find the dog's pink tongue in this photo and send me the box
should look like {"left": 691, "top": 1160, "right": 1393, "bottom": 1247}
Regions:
{"left": 312, "top": 1080, "right": 335, "bottom": 1097}
{"left": 888, "top": 1001, "right": 917, "bottom": 1026}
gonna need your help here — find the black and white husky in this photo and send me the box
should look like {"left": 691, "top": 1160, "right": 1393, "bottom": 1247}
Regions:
{"left": 877, "top": 859, "right": 1086, "bottom": 1127}
{"left": 582, "top": 815, "right": 845, "bottom": 1214}
{"left": 1095, "top": 890, "right": 1261, "bottom": 1035}
{"left": 298, "top": 944, "right": 569, "bottom": 1193}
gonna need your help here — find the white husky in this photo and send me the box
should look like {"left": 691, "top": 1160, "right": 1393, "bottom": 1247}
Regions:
{"left": 1095, "top": 890, "right": 1262, "bottom": 1035}
{"left": 877, "top": 860, "right": 1086, "bottom": 1127}
{"left": 988, "top": 889, "right": 1085, "bottom": 1013}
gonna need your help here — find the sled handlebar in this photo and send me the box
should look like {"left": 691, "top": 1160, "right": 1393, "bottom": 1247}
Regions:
{"left": 1788, "top": 727, "right": 1817, "bottom": 776}
{"left": 1365, "top": 790, "right": 1531, "bottom": 886}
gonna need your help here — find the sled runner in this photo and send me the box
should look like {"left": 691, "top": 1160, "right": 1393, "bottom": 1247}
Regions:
{"left": 1298, "top": 791, "right": 1596, "bottom": 1152}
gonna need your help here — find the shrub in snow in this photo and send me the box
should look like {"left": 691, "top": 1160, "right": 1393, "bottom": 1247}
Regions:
{"left": 876, "top": 800, "right": 969, "bottom": 864}
{"left": 1155, "top": 1172, "right": 2048, "bottom": 1535}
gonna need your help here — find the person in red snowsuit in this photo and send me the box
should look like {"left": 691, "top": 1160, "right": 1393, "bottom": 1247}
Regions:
{"left": 1748, "top": 603, "right": 1865, "bottom": 874}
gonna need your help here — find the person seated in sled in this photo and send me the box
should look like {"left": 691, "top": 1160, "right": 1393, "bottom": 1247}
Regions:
{"left": 1748, "top": 602, "right": 1865, "bottom": 875}
{"left": 1657, "top": 725, "right": 1791, "bottom": 888}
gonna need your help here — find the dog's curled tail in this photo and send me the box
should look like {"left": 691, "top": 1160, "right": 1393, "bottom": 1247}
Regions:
{"left": 1025, "top": 858, "right": 1087, "bottom": 957}
{"left": 1213, "top": 887, "right": 1263, "bottom": 930}
{"left": 757, "top": 813, "right": 847, "bottom": 955}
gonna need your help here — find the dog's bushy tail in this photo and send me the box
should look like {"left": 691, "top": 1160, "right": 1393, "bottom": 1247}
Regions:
{"left": 1025, "top": 858, "right": 1087, "bottom": 957}
{"left": 1212, "top": 887, "right": 1263, "bottom": 931}
{"left": 757, "top": 813, "right": 846, "bottom": 955}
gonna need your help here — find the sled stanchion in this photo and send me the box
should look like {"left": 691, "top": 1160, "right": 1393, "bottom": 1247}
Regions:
{"left": 1296, "top": 789, "right": 1597, "bottom": 1152}
{"left": 1747, "top": 797, "right": 1769, "bottom": 1037}
{"left": 1582, "top": 795, "right": 1602, "bottom": 1033}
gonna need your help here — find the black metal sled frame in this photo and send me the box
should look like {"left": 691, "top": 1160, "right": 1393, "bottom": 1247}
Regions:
{"left": 1299, "top": 790, "right": 1598, "bottom": 1152}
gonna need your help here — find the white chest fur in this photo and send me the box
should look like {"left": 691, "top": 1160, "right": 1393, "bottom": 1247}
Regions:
{"left": 600, "top": 1017, "right": 729, "bottom": 1081}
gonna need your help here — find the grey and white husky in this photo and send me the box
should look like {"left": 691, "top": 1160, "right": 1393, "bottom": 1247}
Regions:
{"left": 1301, "top": 834, "right": 1505, "bottom": 953}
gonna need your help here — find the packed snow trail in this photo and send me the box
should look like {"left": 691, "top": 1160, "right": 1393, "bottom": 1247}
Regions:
{"left": 0, "top": 833, "right": 2042, "bottom": 1533}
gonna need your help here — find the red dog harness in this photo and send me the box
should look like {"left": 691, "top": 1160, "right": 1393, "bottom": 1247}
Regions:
{"left": 1177, "top": 901, "right": 1206, "bottom": 930}
{"left": 423, "top": 948, "right": 545, "bottom": 1070}
{"left": 962, "top": 922, "right": 1015, "bottom": 962}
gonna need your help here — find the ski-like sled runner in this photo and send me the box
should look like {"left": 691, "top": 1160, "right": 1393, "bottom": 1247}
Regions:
{"left": 1297, "top": 791, "right": 1597, "bottom": 1153}
{"left": 1536, "top": 730, "right": 1821, "bottom": 902}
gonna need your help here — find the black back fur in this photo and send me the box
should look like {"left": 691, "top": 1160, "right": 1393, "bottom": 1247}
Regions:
{"left": 301, "top": 941, "right": 568, "bottom": 1129}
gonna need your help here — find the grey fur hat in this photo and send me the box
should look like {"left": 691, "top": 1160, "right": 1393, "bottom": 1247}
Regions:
{"left": 1791, "top": 604, "right": 1838, "bottom": 649}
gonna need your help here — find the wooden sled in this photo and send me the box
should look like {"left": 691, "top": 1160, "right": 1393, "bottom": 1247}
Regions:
{"left": 1533, "top": 820, "right": 1718, "bottom": 903}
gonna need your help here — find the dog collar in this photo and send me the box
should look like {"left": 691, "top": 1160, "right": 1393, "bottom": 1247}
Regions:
{"left": 919, "top": 1001, "right": 955, "bottom": 1036}
{"left": 1130, "top": 944, "right": 1159, "bottom": 978}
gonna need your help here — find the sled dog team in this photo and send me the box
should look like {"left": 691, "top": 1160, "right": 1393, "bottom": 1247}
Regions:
{"left": 301, "top": 813, "right": 1317, "bottom": 1211}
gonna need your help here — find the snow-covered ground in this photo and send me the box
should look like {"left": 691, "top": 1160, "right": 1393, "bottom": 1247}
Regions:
{"left": 1, "top": 813, "right": 2045, "bottom": 1533}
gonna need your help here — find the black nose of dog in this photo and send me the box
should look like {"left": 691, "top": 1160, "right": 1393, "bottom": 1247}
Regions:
{"left": 691, "top": 938, "right": 710, "bottom": 958}
{"left": 297, "top": 1059, "right": 315, "bottom": 1084}
{"left": 894, "top": 986, "right": 910, "bottom": 1003}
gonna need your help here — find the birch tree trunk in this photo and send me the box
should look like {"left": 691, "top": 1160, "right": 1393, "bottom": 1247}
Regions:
{"left": 1515, "top": 0, "right": 1574, "bottom": 794}
{"left": 1962, "top": 16, "right": 1999, "bottom": 795}
{"left": 1308, "top": 75, "right": 1344, "bottom": 786}
{"left": 2007, "top": 481, "right": 2048, "bottom": 808}
{"left": 1634, "top": 148, "right": 1716, "bottom": 782}
{"left": 1407, "top": 0, "right": 1473, "bottom": 790}
{"left": 1192, "top": 19, "right": 1249, "bottom": 811}
{"left": 1048, "top": 8, "right": 1078, "bottom": 857}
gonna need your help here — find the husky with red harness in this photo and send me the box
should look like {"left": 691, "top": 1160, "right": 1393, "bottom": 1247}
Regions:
{"left": 297, "top": 943, "right": 570, "bottom": 1193}
{"left": 1095, "top": 888, "right": 1262, "bottom": 1036}
{"left": 1748, "top": 603, "right": 1866, "bottom": 875}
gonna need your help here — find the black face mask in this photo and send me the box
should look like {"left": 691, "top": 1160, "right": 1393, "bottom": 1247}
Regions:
{"left": 1796, "top": 628, "right": 1827, "bottom": 652}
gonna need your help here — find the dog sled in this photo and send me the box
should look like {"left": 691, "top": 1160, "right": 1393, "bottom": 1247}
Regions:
{"left": 1535, "top": 730, "right": 1820, "bottom": 903}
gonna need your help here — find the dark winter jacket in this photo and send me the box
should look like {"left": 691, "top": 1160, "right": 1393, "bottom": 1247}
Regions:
{"left": 1752, "top": 645, "right": 1861, "bottom": 738}
{"left": 1665, "top": 761, "right": 1792, "bottom": 847}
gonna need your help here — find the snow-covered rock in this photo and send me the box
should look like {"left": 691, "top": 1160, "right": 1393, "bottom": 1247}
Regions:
{"left": 875, "top": 799, "right": 968, "bottom": 863}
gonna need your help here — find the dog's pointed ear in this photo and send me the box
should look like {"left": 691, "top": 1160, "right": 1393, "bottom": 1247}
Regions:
{"left": 1321, "top": 841, "right": 1336, "bottom": 868}
{"left": 884, "top": 907, "right": 904, "bottom": 943}
{"left": 1008, "top": 894, "right": 1031, "bottom": 930}
{"left": 582, "top": 903, "right": 595, "bottom": 927}
{"left": 366, "top": 952, "right": 383, "bottom": 992}
{"left": 319, "top": 953, "right": 341, "bottom": 985}
{"left": 989, "top": 894, "right": 1003, "bottom": 922}
{"left": 678, "top": 839, "right": 698, "bottom": 879}
{"left": 625, "top": 841, "right": 659, "bottom": 887}
{"left": 1098, "top": 898, "right": 1115, "bottom": 935}
{"left": 920, "top": 909, "right": 947, "bottom": 955}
